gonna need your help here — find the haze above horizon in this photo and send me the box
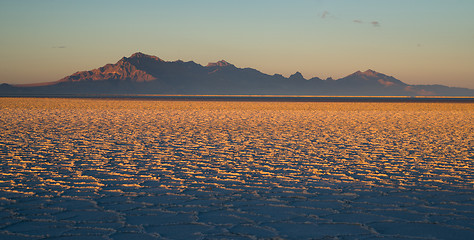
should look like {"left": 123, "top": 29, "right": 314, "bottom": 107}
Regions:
{"left": 1, "top": 0, "right": 473, "bottom": 88}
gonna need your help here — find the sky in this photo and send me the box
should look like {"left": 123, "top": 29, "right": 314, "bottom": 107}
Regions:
{"left": 1, "top": 0, "right": 473, "bottom": 88}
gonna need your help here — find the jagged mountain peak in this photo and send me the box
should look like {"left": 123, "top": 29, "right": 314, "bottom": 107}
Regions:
{"left": 361, "top": 69, "right": 384, "bottom": 77}
{"left": 289, "top": 72, "right": 306, "bottom": 80}
{"left": 341, "top": 69, "right": 407, "bottom": 88}
{"left": 364, "top": 69, "right": 378, "bottom": 74}
{"left": 130, "top": 52, "right": 148, "bottom": 58}
{"left": 206, "top": 60, "right": 234, "bottom": 67}
{"left": 350, "top": 69, "right": 383, "bottom": 77}
{"left": 59, "top": 53, "right": 161, "bottom": 83}
{"left": 130, "top": 52, "right": 161, "bottom": 60}
{"left": 5, "top": 52, "right": 473, "bottom": 96}
{"left": 120, "top": 52, "right": 164, "bottom": 64}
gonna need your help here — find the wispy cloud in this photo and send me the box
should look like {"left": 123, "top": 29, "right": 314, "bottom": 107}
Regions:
{"left": 321, "top": 11, "right": 330, "bottom": 19}
{"left": 353, "top": 19, "right": 381, "bottom": 27}
{"left": 321, "top": 11, "right": 379, "bottom": 27}
{"left": 370, "top": 21, "right": 380, "bottom": 27}
{"left": 320, "top": 11, "right": 337, "bottom": 19}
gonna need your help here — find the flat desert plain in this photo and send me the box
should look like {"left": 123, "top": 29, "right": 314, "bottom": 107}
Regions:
{"left": 0, "top": 98, "right": 473, "bottom": 239}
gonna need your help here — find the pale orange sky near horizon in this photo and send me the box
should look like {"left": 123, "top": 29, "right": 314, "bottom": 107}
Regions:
{"left": 1, "top": 0, "right": 473, "bottom": 88}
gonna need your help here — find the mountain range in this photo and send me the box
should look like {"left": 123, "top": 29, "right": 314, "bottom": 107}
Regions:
{"left": 1, "top": 52, "right": 473, "bottom": 96}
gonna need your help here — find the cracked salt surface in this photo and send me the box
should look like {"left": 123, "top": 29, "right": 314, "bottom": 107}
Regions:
{"left": 0, "top": 98, "right": 473, "bottom": 239}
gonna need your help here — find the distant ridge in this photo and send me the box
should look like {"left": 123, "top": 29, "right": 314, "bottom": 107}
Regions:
{"left": 206, "top": 60, "right": 234, "bottom": 67}
{"left": 1, "top": 52, "right": 473, "bottom": 96}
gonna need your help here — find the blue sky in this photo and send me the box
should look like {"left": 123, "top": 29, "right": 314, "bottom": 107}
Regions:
{"left": 1, "top": 0, "right": 473, "bottom": 88}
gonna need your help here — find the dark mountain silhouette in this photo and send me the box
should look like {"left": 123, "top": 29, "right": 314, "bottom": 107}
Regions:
{"left": 1, "top": 52, "right": 473, "bottom": 96}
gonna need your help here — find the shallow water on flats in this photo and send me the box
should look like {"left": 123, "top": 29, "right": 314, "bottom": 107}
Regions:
{"left": 0, "top": 98, "right": 473, "bottom": 239}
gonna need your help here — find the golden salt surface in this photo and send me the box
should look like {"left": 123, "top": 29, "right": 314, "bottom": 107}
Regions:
{"left": 0, "top": 98, "right": 473, "bottom": 239}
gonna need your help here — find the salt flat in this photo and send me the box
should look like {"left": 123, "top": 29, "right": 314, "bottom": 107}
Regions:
{"left": 0, "top": 98, "right": 473, "bottom": 239}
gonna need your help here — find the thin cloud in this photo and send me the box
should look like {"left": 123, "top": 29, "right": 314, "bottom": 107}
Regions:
{"left": 353, "top": 19, "right": 380, "bottom": 27}
{"left": 321, "top": 11, "right": 329, "bottom": 19}
{"left": 52, "top": 46, "right": 66, "bottom": 49}
{"left": 370, "top": 21, "right": 380, "bottom": 27}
